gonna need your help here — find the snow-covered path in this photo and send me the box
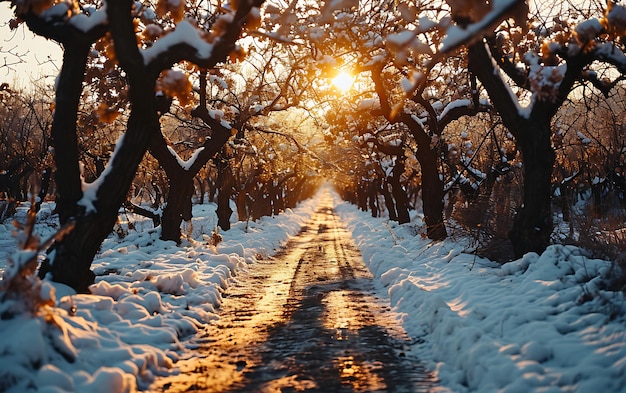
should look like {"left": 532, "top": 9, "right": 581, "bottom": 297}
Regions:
{"left": 149, "top": 192, "right": 435, "bottom": 392}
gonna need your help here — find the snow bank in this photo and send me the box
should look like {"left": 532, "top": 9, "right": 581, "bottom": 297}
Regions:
{"left": 334, "top": 196, "right": 626, "bottom": 392}
{"left": 0, "top": 193, "right": 320, "bottom": 393}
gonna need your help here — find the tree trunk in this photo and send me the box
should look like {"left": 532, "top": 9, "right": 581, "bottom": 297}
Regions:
{"left": 148, "top": 117, "right": 231, "bottom": 241}
{"left": 39, "top": 5, "right": 160, "bottom": 292}
{"left": 508, "top": 122, "right": 555, "bottom": 256}
{"left": 251, "top": 183, "right": 272, "bottom": 220}
{"left": 39, "top": 215, "right": 108, "bottom": 292}
{"left": 235, "top": 186, "right": 249, "bottom": 221}
{"left": 51, "top": 44, "right": 90, "bottom": 225}
{"left": 380, "top": 182, "right": 398, "bottom": 221}
{"left": 468, "top": 41, "right": 565, "bottom": 258}
{"left": 217, "top": 188, "right": 233, "bottom": 230}
{"left": 272, "top": 183, "right": 285, "bottom": 215}
{"left": 36, "top": 167, "right": 52, "bottom": 212}
{"left": 160, "top": 172, "right": 194, "bottom": 241}
{"left": 196, "top": 177, "right": 205, "bottom": 205}
{"left": 416, "top": 146, "right": 447, "bottom": 240}
{"left": 290, "top": 176, "right": 308, "bottom": 208}
{"left": 368, "top": 180, "right": 378, "bottom": 218}
{"left": 40, "top": 85, "right": 159, "bottom": 292}
{"left": 357, "top": 181, "right": 368, "bottom": 211}
{"left": 216, "top": 159, "right": 233, "bottom": 230}
{"left": 390, "top": 160, "right": 410, "bottom": 224}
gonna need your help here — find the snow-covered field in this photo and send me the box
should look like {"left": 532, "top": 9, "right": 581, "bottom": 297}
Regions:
{"left": 0, "top": 185, "right": 625, "bottom": 392}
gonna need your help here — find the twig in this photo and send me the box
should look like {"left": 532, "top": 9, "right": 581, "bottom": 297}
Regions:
{"left": 383, "top": 222, "right": 399, "bottom": 246}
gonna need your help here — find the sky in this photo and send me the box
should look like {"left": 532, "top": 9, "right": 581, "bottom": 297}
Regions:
{"left": 0, "top": 4, "right": 62, "bottom": 88}
{"left": 0, "top": 184, "right": 625, "bottom": 392}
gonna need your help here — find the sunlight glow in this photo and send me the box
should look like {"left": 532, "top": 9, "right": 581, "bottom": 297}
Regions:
{"left": 332, "top": 71, "right": 355, "bottom": 93}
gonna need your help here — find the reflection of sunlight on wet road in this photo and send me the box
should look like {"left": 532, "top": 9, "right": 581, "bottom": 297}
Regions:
{"left": 324, "top": 291, "right": 351, "bottom": 340}
{"left": 336, "top": 355, "right": 386, "bottom": 392}
{"left": 323, "top": 290, "right": 401, "bottom": 392}
{"left": 257, "top": 374, "right": 317, "bottom": 393}
{"left": 150, "top": 191, "right": 436, "bottom": 392}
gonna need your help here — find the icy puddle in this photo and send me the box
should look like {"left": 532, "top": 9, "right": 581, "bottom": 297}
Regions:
{"left": 150, "top": 195, "right": 436, "bottom": 392}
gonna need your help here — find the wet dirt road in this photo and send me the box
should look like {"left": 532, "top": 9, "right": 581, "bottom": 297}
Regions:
{"left": 152, "top": 194, "right": 436, "bottom": 392}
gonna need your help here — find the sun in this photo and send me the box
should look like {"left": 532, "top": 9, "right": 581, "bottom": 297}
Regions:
{"left": 331, "top": 71, "right": 355, "bottom": 93}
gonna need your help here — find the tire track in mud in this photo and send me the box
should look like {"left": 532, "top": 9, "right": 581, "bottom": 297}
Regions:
{"left": 151, "top": 196, "right": 436, "bottom": 392}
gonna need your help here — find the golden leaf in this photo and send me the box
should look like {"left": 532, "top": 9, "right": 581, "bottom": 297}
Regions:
{"left": 228, "top": 47, "right": 247, "bottom": 63}
{"left": 97, "top": 103, "right": 120, "bottom": 123}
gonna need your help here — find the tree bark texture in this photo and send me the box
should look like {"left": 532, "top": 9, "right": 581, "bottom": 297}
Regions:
{"left": 380, "top": 182, "right": 398, "bottom": 221}
{"left": 390, "top": 160, "right": 411, "bottom": 224}
{"left": 508, "top": 121, "right": 555, "bottom": 256}
{"left": 415, "top": 145, "right": 447, "bottom": 240}
{"left": 161, "top": 173, "right": 195, "bottom": 241}
{"left": 51, "top": 44, "right": 91, "bottom": 225}
{"left": 216, "top": 159, "right": 234, "bottom": 230}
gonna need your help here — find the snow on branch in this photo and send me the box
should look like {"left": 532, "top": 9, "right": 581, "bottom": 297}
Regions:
{"left": 399, "top": 0, "right": 527, "bottom": 97}
{"left": 68, "top": 4, "right": 108, "bottom": 33}
{"left": 166, "top": 145, "right": 206, "bottom": 171}
{"left": 142, "top": 20, "right": 213, "bottom": 65}
{"left": 16, "top": 2, "right": 108, "bottom": 44}
{"left": 78, "top": 133, "right": 128, "bottom": 213}
{"left": 594, "top": 43, "right": 626, "bottom": 73}
{"left": 441, "top": 0, "right": 527, "bottom": 53}
{"left": 143, "top": 0, "right": 263, "bottom": 74}
{"left": 437, "top": 99, "right": 471, "bottom": 121}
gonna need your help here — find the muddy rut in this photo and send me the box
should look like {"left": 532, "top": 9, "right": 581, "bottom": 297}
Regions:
{"left": 151, "top": 194, "right": 436, "bottom": 392}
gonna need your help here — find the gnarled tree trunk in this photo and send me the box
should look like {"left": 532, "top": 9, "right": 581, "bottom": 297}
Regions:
{"left": 415, "top": 145, "right": 447, "bottom": 239}
{"left": 389, "top": 159, "right": 410, "bottom": 224}
{"left": 160, "top": 172, "right": 194, "bottom": 241}
{"left": 468, "top": 40, "right": 567, "bottom": 257}
{"left": 216, "top": 158, "right": 234, "bottom": 230}
{"left": 508, "top": 121, "right": 555, "bottom": 256}
{"left": 380, "top": 182, "right": 398, "bottom": 221}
